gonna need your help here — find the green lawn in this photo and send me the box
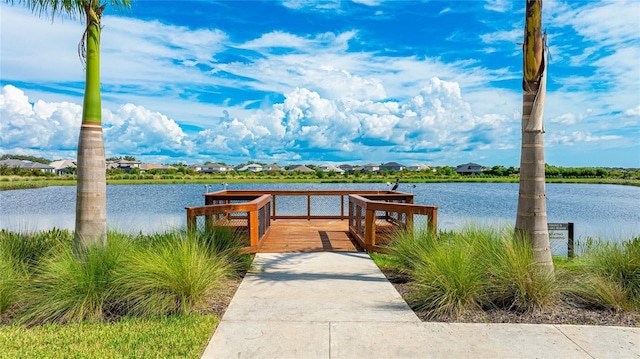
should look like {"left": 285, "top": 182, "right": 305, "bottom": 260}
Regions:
{"left": 0, "top": 315, "right": 218, "bottom": 358}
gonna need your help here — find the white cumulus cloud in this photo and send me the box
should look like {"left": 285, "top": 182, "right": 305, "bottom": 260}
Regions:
{"left": 1, "top": 85, "right": 194, "bottom": 159}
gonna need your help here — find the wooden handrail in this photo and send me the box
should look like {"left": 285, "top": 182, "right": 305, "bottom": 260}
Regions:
{"left": 186, "top": 194, "right": 271, "bottom": 252}
{"left": 204, "top": 190, "right": 413, "bottom": 221}
{"left": 348, "top": 194, "right": 438, "bottom": 252}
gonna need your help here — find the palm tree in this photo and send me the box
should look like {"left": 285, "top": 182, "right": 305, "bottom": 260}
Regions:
{"left": 8, "top": 0, "right": 131, "bottom": 251}
{"left": 516, "top": 0, "right": 554, "bottom": 274}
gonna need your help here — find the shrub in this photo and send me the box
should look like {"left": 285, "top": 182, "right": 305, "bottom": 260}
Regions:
{"left": 0, "top": 229, "right": 72, "bottom": 317}
{"left": 484, "top": 232, "right": 557, "bottom": 312}
{"left": 191, "top": 226, "right": 252, "bottom": 273}
{"left": 18, "top": 239, "right": 125, "bottom": 325}
{"left": 567, "top": 237, "right": 640, "bottom": 311}
{"left": 113, "top": 233, "right": 233, "bottom": 317}
{"left": 409, "top": 237, "right": 486, "bottom": 318}
{"left": 386, "top": 227, "right": 438, "bottom": 273}
{"left": 0, "top": 228, "right": 72, "bottom": 272}
{"left": 0, "top": 246, "right": 27, "bottom": 316}
{"left": 387, "top": 224, "right": 558, "bottom": 317}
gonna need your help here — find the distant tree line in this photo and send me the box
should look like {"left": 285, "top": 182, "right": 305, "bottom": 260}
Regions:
{"left": 544, "top": 164, "right": 639, "bottom": 179}
{"left": 482, "top": 165, "right": 519, "bottom": 177}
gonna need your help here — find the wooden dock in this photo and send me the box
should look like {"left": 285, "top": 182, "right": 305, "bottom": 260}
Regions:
{"left": 258, "top": 220, "right": 361, "bottom": 253}
{"left": 186, "top": 189, "right": 438, "bottom": 253}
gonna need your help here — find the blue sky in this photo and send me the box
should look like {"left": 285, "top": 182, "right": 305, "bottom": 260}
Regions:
{"left": 1, "top": 0, "right": 639, "bottom": 167}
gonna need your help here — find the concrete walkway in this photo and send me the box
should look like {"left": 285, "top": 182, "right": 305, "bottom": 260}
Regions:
{"left": 201, "top": 252, "right": 640, "bottom": 359}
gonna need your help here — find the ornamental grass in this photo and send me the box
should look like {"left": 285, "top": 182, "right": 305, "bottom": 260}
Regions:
{"left": 566, "top": 236, "right": 640, "bottom": 311}
{"left": 0, "top": 227, "right": 245, "bottom": 325}
{"left": 387, "top": 225, "right": 558, "bottom": 318}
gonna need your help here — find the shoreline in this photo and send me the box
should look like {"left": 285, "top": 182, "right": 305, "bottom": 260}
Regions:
{"left": 2, "top": 176, "right": 639, "bottom": 191}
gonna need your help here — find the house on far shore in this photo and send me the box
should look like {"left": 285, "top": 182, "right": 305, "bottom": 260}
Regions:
{"left": 263, "top": 163, "right": 284, "bottom": 172}
{"left": 288, "top": 165, "right": 315, "bottom": 173}
{"left": 0, "top": 159, "right": 55, "bottom": 174}
{"left": 317, "top": 164, "right": 345, "bottom": 174}
{"left": 456, "top": 162, "right": 483, "bottom": 176}
{"left": 362, "top": 163, "right": 380, "bottom": 172}
{"left": 107, "top": 159, "right": 141, "bottom": 172}
{"left": 201, "top": 163, "right": 233, "bottom": 173}
{"left": 236, "top": 163, "right": 264, "bottom": 172}
{"left": 140, "top": 163, "right": 177, "bottom": 173}
{"left": 49, "top": 159, "right": 77, "bottom": 175}
{"left": 408, "top": 163, "right": 431, "bottom": 172}
{"left": 380, "top": 162, "right": 406, "bottom": 172}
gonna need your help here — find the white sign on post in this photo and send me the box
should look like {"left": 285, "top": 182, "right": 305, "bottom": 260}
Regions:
{"left": 548, "top": 223, "right": 569, "bottom": 242}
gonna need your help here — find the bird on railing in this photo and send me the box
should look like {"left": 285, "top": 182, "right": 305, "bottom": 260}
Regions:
{"left": 204, "top": 184, "right": 212, "bottom": 193}
{"left": 391, "top": 178, "right": 399, "bottom": 191}
{"left": 221, "top": 182, "right": 228, "bottom": 190}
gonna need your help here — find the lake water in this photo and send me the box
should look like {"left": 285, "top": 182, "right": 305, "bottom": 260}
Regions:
{"left": 1, "top": 183, "right": 638, "bottom": 245}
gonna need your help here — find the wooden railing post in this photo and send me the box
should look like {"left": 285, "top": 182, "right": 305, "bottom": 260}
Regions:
{"left": 364, "top": 209, "right": 375, "bottom": 251}
{"left": 355, "top": 204, "right": 362, "bottom": 235}
{"left": 429, "top": 208, "right": 438, "bottom": 237}
{"left": 248, "top": 209, "right": 259, "bottom": 247}
{"left": 272, "top": 194, "right": 277, "bottom": 220}
{"left": 186, "top": 208, "right": 195, "bottom": 231}
{"left": 307, "top": 194, "right": 311, "bottom": 220}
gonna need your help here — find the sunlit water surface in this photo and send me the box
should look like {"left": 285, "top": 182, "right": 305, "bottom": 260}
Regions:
{"left": 2, "top": 183, "right": 638, "bottom": 247}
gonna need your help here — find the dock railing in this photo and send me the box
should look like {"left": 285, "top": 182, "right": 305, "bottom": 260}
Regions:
{"left": 186, "top": 193, "right": 271, "bottom": 253}
{"left": 348, "top": 194, "right": 438, "bottom": 252}
{"left": 204, "top": 190, "right": 413, "bottom": 220}
{"left": 186, "top": 189, "right": 436, "bottom": 253}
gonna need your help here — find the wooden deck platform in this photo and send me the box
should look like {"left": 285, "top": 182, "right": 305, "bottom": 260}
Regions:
{"left": 258, "top": 220, "right": 362, "bottom": 253}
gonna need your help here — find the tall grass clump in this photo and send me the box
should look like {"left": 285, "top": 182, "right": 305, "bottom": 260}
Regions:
{"left": 0, "top": 228, "right": 72, "bottom": 272}
{"left": 0, "top": 228, "right": 73, "bottom": 318}
{"left": 386, "top": 224, "right": 558, "bottom": 318}
{"left": 134, "top": 227, "right": 250, "bottom": 274}
{"left": 483, "top": 230, "right": 557, "bottom": 312}
{"left": 0, "top": 246, "right": 26, "bottom": 316}
{"left": 567, "top": 237, "right": 640, "bottom": 311}
{"left": 386, "top": 227, "right": 438, "bottom": 273}
{"left": 409, "top": 236, "right": 487, "bottom": 318}
{"left": 388, "top": 226, "right": 489, "bottom": 318}
{"left": 113, "top": 232, "right": 234, "bottom": 317}
{"left": 194, "top": 226, "right": 253, "bottom": 273}
{"left": 18, "top": 237, "right": 127, "bottom": 325}
{"left": 191, "top": 226, "right": 247, "bottom": 258}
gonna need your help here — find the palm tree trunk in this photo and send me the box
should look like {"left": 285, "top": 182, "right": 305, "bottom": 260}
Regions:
{"left": 75, "top": 16, "right": 106, "bottom": 250}
{"left": 516, "top": 0, "right": 554, "bottom": 274}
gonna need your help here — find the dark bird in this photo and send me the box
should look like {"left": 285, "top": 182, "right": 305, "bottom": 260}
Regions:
{"left": 391, "top": 178, "right": 399, "bottom": 191}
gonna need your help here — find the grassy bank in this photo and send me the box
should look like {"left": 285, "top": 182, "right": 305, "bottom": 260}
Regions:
{"left": 373, "top": 226, "right": 640, "bottom": 321}
{"left": 2, "top": 175, "right": 638, "bottom": 190}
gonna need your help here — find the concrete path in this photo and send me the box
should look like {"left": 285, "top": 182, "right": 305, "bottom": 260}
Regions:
{"left": 201, "top": 252, "right": 640, "bottom": 359}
